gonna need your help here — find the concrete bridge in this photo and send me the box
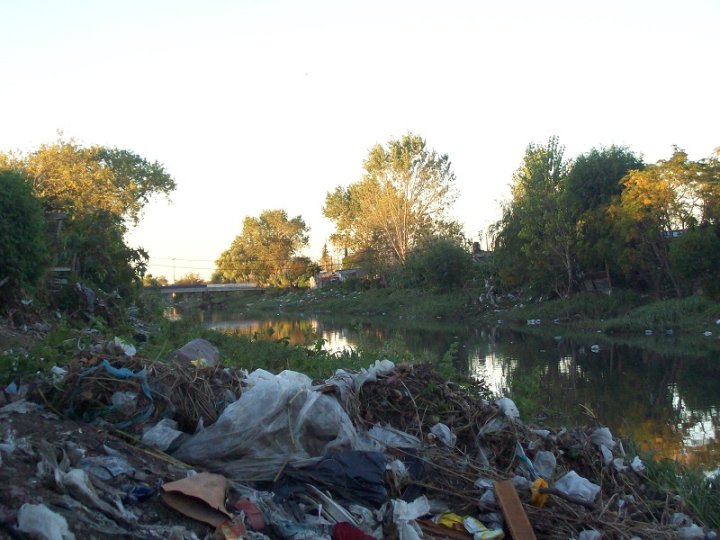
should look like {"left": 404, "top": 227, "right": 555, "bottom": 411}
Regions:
{"left": 149, "top": 283, "right": 264, "bottom": 295}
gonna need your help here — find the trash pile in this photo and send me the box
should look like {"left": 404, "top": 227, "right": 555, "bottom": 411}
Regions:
{"left": 0, "top": 337, "right": 716, "bottom": 539}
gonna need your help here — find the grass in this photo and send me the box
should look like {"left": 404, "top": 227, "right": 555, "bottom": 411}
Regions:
{"left": 204, "top": 284, "right": 472, "bottom": 321}
{"left": 641, "top": 453, "right": 720, "bottom": 528}
{"left": 141, "top": 313, "right": 430, "bottom": 381}
{"left": 602, "top": 295, "right": 720, "bottom": 335}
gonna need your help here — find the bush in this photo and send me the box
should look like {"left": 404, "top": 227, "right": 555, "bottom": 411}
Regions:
{"left": 670, "top": 226, "right": 720, "bottom": 298}
{"left": 62, "top": 211, "right": 147, "bottom": 299}
{"left": 396, "top": 239, "right": 473, "bottom": 291}
{"left": 0, "top": 170, "right": 48, "bottom": 299}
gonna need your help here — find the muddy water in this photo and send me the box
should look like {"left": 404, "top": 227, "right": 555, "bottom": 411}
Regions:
{"left": 197, "top": 310, "right": 719, "bottom": 473}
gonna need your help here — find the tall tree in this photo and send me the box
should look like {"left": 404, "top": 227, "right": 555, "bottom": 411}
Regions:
{"left": 1, "top": 137, "right": 176, "bottom": 296}
{"left": 323, "top": 133, "right": 457, "bottom": 265}
{"left": 493, "top": 136, "right": 574, "bottom": 295}
{"left": 216, "top": 209, "right": 309, "bottom": 287}
{"left": 319, "top": 243, "right": 333, "bottom": 271}
{"left": 2, "top": 137, "right": 176, "bottom": 223}
{"left": 610, "top": 148, "right": 720, "bottom": 297}
{"left": 567, "top": 146, "right": 645, "bottom": 286}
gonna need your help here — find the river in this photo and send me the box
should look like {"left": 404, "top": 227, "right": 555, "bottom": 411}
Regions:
{"left": 185, "top": 308, "right": 720, "bottom": 473}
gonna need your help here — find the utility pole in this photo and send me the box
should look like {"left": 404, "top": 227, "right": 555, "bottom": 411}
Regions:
{"left": 172, "top": 258, "right": 176, "bottom": 283}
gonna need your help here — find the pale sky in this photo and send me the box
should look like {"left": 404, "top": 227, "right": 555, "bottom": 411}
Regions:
{"left": 2, "top": 0, "right": 718, "bottom": 281}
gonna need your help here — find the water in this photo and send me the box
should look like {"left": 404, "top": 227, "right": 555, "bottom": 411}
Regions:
{"left": 197, "top": 309, "right": 719, "bottom": 472}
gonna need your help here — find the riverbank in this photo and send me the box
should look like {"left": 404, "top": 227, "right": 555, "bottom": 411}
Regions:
{"left": 189, "top": 285, "right": 720, "bottom": 350}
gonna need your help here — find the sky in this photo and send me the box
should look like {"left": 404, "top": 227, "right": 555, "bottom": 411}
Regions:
{"left": 1, "top": 0, "right": 718, "bottom": 281}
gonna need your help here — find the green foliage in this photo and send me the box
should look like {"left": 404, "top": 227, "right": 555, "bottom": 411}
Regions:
{"left": 4, "top": 137, "right": 175, "bottom": 224}
{"left": 609, "top": 148, "right": 720, "bottom": 297}
{"left": 565, "top": 146, "right": 644, "bottom": 213}
{"left": 0, "top": 170, "right": 49, "bottom": 300}
{"left": 503, "top": 290, "right": 647, "bottom": 324}
{"left": 215, "top": 209, "right": 309, "bottom": 287}
{"left": 602, "top": 295, "right": 719, "bottom": 334}
{"left": 493, "top": 136, "right": 574, "bottom": 295}
{"left": 143, "top": 274, "right": 169, "bottom": 287}
{"left": 493, "top": 140, "right": 720, "bottom": 301}
{"left": 643, "top": 455, "right": 720, "bottom": 528}
{"left": 505, "top": 365, "right": 546, "bottom": 420}
{"left": 63, "top": 211, "right": 147, "bottom": 297}
{"left": 669, "top": 226, "right": 720, "bottom": 298}
{"left": 395, "top": 239, "right": 473, "bottom": 291}
{"left": 1, "top": 137, "right": 176, "bottom": 304}
{"left": 174, "top": 273, "right": 205, "bottom": 286}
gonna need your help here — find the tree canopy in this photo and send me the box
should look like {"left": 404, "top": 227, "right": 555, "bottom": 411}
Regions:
{"left": 1, "top": 137, "right": 176, "bottom": 223}
{"left": 215, "top": 209, "right": 310, "bottom": 287}
{"left": 323, "top": 133, "right": 458, "bottom": 265}
{"left": 492, "top": 139, "right": 720, "bottom": 299}
{"left": 0, "top": 137, "right": 176, "bottom": 297}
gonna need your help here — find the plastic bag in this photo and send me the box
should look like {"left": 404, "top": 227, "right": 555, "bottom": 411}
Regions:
{"left": 367, "top": 424, "right": 421, "bottom": 449}
{"left": 495, "top": 397, "right": 519, "bottom": 418}
{"left": 590, "top": 427, "right": 615, "bottom": 449}
{"left": 554, "top": 471, "right": 600, "bottom": 504}
{"left": 173, "top": 369, "right": 357, "bottom": 481}
{"left": 430, "top": 423, "right": 456, "bottom": 448}
{"left": 532, "top": 450, "right": 556, "bottom": 479}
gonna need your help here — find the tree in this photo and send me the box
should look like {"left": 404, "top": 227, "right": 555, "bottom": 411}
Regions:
{"left": 493, "top": 136, "right": 574, "bottom": 295}
{"left": 174, "top": 273, "right": 205, "bottom": 286}
{"left": 669, "top": 226, "right": 720, "bottom": 297}
{"left": 568, "top": 147, "right": 645, "bottom": 287}
{"left": 143, "top": 274, "right": 169, "bottom": 287}
{"left": 2, "top": 137, "right": 176, "bottom": 224}
{"left": 398, "top": 238, "right": 473, "bottom": 291}
{"left": 0, "top": 171, "right": 49, "bottom": 300}
{"left": 62, "top": 211, "right": 148, "bottom": 296}
{"left": 215, "top": 209, "right": 309, "bottom": 287}
{"left": 319, "top": 243, "right": 333, "bottom": 271}
{"left": 565, "top": 146, "right": 644, "bottom": 214}
{"left": 610, "top": 148, "right": 720, "bottom": 297}
{"left": 323, "top": 133, "right": 458, "bottom": 265}
{"left": 1, "top": 137, "right": 177, "bottom": 300}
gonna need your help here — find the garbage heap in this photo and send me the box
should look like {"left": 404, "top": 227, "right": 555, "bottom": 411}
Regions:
{"left": 0, "top": 338, "right": 714, "bottom": 540}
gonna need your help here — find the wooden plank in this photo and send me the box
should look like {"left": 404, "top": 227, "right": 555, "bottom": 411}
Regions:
{"left": 494, "top": 479, "right": 537, "bottom": 540}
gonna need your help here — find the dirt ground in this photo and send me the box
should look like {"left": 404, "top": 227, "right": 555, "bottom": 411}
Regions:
{"left": 0, "top": 401, "right": 213, "bottom": 539}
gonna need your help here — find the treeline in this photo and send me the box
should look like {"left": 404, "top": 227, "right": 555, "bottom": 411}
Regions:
{"left": 214, "top": 133, "right": 470, "bottom": 289}
{"left": 492, "top": 137, "right": 720, "bottom": 299}
{"left": 4, "top": 133, "right": 718, "bottom": 306}
{"left": 0, "top": 137, "right": 175, "bottom": 307}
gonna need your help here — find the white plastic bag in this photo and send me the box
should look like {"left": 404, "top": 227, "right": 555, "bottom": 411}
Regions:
{"left": 554, "top": 471, "right": 601, "bottom": 504}
{"left": 173, "top": 369, "right": 357, "bottom": 481}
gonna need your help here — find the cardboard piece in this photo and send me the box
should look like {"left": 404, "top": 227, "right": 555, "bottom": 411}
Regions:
{"left": 161, "top": 472, "right": 232, "bottom": 527}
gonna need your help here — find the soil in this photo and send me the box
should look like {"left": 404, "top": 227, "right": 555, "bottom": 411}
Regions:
{"left": 0, "top": 402, "right": 213, "bottom": 539}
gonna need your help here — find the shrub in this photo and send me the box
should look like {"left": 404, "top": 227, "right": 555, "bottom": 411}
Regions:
{"left": 670, "top": 226, "right": 720, "bottom": 298}
{"left": 397, "top": 239, "right": 473, "bottom": 291}
{"left": 0, "top": 170, "right": 48, "bottom": 300}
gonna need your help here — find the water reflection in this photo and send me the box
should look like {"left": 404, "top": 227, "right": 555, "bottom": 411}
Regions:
{"left": 195, "top": 310, "right": 718, "bottom": 472}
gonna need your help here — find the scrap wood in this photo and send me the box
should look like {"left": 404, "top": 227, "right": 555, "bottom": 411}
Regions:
{"left": 494, "top": 479, "right": 537, "bottom": 540}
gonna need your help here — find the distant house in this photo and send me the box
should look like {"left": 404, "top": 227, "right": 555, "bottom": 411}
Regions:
{"left": 309, "top": 268, "right": 365, "bottom": 288}
{"left": 472, "top": 242, "right": 493, "bottom": 263}
{"left": 309, "top": 271, "right": 338, "bottom": 288}
{"left": 335, "top": 268, "right": 364, "bottom": 282}
{"left": 662, "top": 229, "right": 687, "bottom": 240}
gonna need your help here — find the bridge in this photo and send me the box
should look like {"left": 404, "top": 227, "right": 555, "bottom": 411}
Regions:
{"left": 149, "top": 283, "right": 264, "bottom": 295}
